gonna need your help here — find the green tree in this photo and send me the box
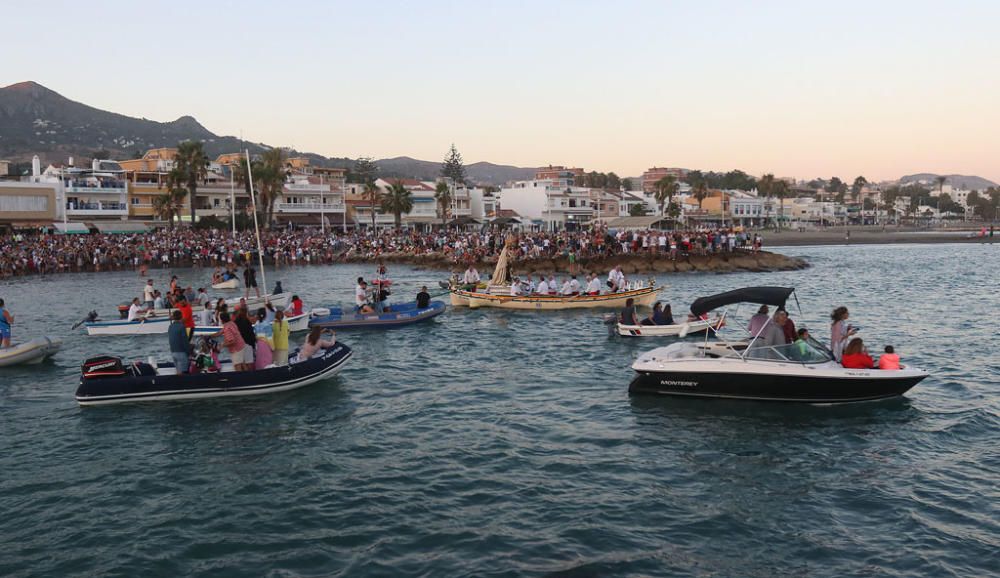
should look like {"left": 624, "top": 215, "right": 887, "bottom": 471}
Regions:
{"left": 772, "top": 179, "right": 790, "bottom": 227}
{"left": 935, "top": 175, "right": 947, "bottom": 196}
{"left": 254, "top": 148, "right": 289, "bottom": 228}
{"left": 381, "top": 180, "right": 414, "bottom": 229}
{"left": 622, "top": 178, "right": 633, "bottom": 191}
{"left": 692, "top": 181, "right": 709, "bottom": 210}
{"left": 851, "top": 176, "right": 868, "bottom": 201}
{"left": 654, "top": 176, "right": 679, "bottom": 216}
{"left": 353, "top": 157, "right": 379, "bottom": 185}
{"left": 607, "top": 172, "right": 621, "bottom": 190}
{"left": 434, "top": 180, "right": 453, "bottom": 226}
{"left": 441, "top": 144, "right": 467, "bottom": 185}
{"left": 757, "top": 173, "right": 776, "bottom": 225}
{"left": 629, "top": 203, "right": 647, "bottom": 216}
{"left": 172, "top": 140, "right": 209, "bottom": 224}
{"left": 152, "top": 188, "right": 186, "bottom": 229}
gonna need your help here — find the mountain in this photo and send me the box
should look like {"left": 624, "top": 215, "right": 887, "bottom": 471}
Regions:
{"left": 0, "top": 81, "right": 536, "bottom": 185}
{"left": 897, "top": 173, "right": 997, "bottom": 191}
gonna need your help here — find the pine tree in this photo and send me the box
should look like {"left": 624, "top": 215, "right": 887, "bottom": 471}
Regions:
{"left": 441, "top": 144, "right": 467, "bottom": 185}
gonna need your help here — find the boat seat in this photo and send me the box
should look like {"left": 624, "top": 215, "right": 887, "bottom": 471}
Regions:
{"left": 662, "top": 343, "right": 702, "bottom": 359}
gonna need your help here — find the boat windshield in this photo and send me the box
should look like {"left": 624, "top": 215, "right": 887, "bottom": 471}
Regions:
{"left": 744, "top": 337, "right": 834, "bottom": 363}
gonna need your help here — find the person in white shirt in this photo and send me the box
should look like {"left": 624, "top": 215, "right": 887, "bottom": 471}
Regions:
{"left": 195, "top": 288, "right": 209, "bottom": 306}
{"left": 462, "top": 266, "right": 480, "bottom": 285}
{"left": 586, "top": 274, "right": 602, "bottom": 295}
{"left": 355, "top": 277, "right": 374, "bottom": 313}
{"left": 143, "top": 279, "right": 155, "bottom": 307}
{"left": 536, "top": 278, "right": 549, "bottom": 295}
{"left": 524, "top": 275, "right": 536, "bottom": 294}
{"left": 547, "top": 276, "right": 557, "bottom": 294}
{"left": 607, "top": 266, "right": 625, "bottom": 292}
{"left": 560, "top": 279, "right": 572, "bottom": 295}
{"left": 198, "top": 302, "right": 215, "bottom": 326}
{"left": 569, "top": 275, "right": 581, "bottom": 295}
{"left": 127, "top": 298, "right": 146, "bottom": 322}
{"left": 510, "top": 278, "right": 521, "bottom": 296}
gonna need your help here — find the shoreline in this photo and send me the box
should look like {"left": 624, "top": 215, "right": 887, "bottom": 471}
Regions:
{"left": 753, "top": 227, "right": 996, "bottom": 247}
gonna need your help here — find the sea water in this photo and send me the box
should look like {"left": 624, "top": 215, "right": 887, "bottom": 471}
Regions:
{"left": 1, "top": 243, "right": 997, "bottom": 577}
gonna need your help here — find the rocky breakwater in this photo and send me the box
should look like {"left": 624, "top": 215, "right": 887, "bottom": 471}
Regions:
{"left": 344, "top": 250, "right": 808, "bottom": 275}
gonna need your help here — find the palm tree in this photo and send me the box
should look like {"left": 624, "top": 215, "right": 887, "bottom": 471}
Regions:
{"left": 852, "top": 176, "right": 868, "bottom": 203}
{"left": 364, "top": 182, "right": 380, "bottom": 229}
{"left": 936, "top": 175, "right": 947, "bottom": 197}
{"left": 252, "top": 148, "right": 289, "bottom": 228}
{"left": 692, "top": 181, "right": 709, "bottom": 210}
{"left": 434, "top": 180, "right": 453, "bottom": 227}
{"left": 757, "top": 173, "right": 776, "bottom": 227}
{"left": 381, "top": 180, "right": 413, "bottom": 229}
{"left": 772, "top": 179, "right": 789, "bottom": 228}
{"left": 152, "top": 188, "right": 186, "bottom": 229}
{"left": 654, "top": 176, "right": 678, "bottom": 218}
{"left": 172, "top": 141, "right": 209, "bottom": 224}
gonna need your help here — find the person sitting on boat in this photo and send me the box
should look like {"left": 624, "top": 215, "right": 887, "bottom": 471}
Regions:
{"left": 193, "top": 337, "right": 220, "bottom": 373}
{"left": 773, "top": 309, "right": 795, "bottom": 344}
{"left": 878, "top": 345, "right": 903, "bottom": 370}
{"left": 0, "top": 298, "right": 13, "bottom": 348}
{"left": 212, "top": 268, "right": 223, "bottom": 284}
{"left": 273, "top": 281, "right": 284, "bottom": 295}
{"left": 568, "top": 275, "right": 581, "bottom": 295}
{"left": 510, "top": 278, "right": 522, "bottom": 296}
{"left": 560, "top": 278, "right": 573, "bottom": 296}
{"left": 296, "top": 326, "right": 336, "bottom": 362}
{"left": 168, "top": 310, "right": 190, "bottom": 374}
{"left": 355, "top": 280, "right": 375, "bottom": 314}
{"left": 536, "top": 278, "right": 549, "bottom": 295}
{"left": 195, "top": 287, "right": 208, "bottom": 306}
{"left": 271, "top": 310, "right": 290, "bottom": 367}
{"left": 620, "top": 297, "right": 638, "bottom": 326}
{"left": 607, "top": 266, "right": 625, "bottom": 292}
{"left": 153, "top": 290, "right": 165, "bottom": 311}
{"left": 792, "top": 327, "right": 812, "bottom": 359}
{"left": 547, "top": 275, "right": 558, "bottom": 295}
{"left": 417, "top": 286, "right": 431, "bottom": 309}
{"left": 841, "top": 337, "right": 875, "bottom": 369}
{"left": 289, "top": 295, "right": 304, "bottom": 317}
{"left": 586, "top": 274, "right": 602, "bottom": 296}
{"left": 127, "top": 298, "right": 147, "bottom": 322}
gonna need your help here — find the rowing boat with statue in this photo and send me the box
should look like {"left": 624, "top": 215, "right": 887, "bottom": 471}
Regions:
{"left": 449, "top": 238, "right": 661, "bottom": 310}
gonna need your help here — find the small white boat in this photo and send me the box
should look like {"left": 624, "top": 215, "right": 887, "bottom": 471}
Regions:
{"left": 0, "top": 337, "right": 62, "bottom": 366}
{"left": 211, "top": 279, "right": 239, "bottom": 290}
{"left": 86, "top": 312, "right": 310, "bottom": 337}
{"left": 616, "top": 314, "right": 726, "bottom": 337}
{"left": 116, "top": 293, "right": 292, "bottom": 319}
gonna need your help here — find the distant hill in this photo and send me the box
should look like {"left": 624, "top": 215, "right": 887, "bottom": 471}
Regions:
{"left": 898, "top": 173, "right": 997, "bottom": 191}
{"left": 0, "top": 81, "right": 536, "bottom": 185}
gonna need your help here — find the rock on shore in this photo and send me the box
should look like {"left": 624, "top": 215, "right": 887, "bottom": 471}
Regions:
{"left": 342, "top": 250, "right": 808, "bottom": 275}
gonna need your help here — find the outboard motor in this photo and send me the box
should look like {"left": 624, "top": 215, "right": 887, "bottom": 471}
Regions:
{"left": 603, "top": 313, "right": 618, "bottom": 337}
{"left": 82, "top": 356, "right": 126, "bottom": 379}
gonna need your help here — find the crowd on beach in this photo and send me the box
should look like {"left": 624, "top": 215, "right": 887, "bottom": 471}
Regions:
{"left": 0, "top": 226, "right": 763, "bottom": 279}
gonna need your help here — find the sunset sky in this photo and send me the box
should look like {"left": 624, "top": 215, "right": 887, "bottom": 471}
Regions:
{"left": 4, "top": 0, "right": 999, "bottom": 182}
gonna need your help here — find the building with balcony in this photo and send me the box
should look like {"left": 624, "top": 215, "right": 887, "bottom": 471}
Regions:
{"left": 535, "top": 166, "right": 584, "bottom": 183}
{"left": 45, "top": 158, "right": 129, "bottom": 221}
{"left": 274, "top": 175, "right": 347, "bottom": 228}
{"left": 498, "top": 179, "right": 596, "bottom": 231}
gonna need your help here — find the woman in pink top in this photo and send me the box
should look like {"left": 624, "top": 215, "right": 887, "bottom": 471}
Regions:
{"left": 878, "top": 345, "right": 903, "bottom": 370}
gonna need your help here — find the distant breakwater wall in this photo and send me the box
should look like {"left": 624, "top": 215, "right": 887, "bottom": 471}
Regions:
{"left": 343, "top": 250, "right": 809, "bottom": 275}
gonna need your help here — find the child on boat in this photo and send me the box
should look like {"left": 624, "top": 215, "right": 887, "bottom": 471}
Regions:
{"left": 878, "top": 345, "right": 903, "bottom": 370}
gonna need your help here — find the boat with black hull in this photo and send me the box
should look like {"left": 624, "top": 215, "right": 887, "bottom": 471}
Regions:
{"left": 75, "top": 343, "right": 352, "bottom": 406}
{"left": 628, "top": 287, "right": 929, "bottom": 403}
{"left": 308, "top": 301, "right": 445, "bottom": 330}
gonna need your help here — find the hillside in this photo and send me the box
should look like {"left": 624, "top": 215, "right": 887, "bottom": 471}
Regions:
{"left": 0, "top": 81, "right": 536, "bottom": 184}
{"left": 898, "top": 173, "right": 997, "bottom": 191}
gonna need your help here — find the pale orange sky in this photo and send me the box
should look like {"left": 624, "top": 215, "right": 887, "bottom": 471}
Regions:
{"left": 5, "top": 0, "right": 999, "bottom": 183}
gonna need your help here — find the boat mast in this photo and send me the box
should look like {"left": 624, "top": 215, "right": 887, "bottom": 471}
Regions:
{"left": 244, "top": 150, "right": 268, "bottom": 294}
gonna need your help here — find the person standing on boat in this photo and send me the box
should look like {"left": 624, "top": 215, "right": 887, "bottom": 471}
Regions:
{"left": 748, "top": 305, "right": 770, "bottom": 337}
{"left": 416, "top": 286, "right": 431, "bottom": 309}
{"left": 607, "top": 266, "right": 625, "bottom": 292}
{"left": 830, "top": 306, "right": 857, "bottom": 362}
{"left": 243, "top": 265, "right": 260, "bottom": 298}
{"left": 774, "top": 309, "right": 796, "bottom": 344}
{"left": 0, "top": 298, "right": 13, "bottom": 348}
{"left": 198, "top": 301, "right": 214, "bottom": 327}
{"left": 195, "top": 287, "right": 208, "bottom": 306}
{"left": 220, "top": 312, "right": 248, "bottom": 371}
{"left": 175, "top": 295, "right": 195, "bottom": 341}
{"left": 271, "top": 309, "right": 290, "bottom": 367}
{"left": 462, "top": 265, "right": 480, "bottom": 288}
{"left": 168, "top": 311, "right": 190, "bottom": 374}
{"left": 143, "top": 279, "right": 155, "bottom": 308}
{"left": 234, "top": 307, "right": 257, "bottom": 369}
{"left": 289, "top": 295, "right": 304, "bottom": 317}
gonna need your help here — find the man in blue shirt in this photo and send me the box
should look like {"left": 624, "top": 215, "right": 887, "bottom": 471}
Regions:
{"left": 168, "top": 310, "right": 189, "bottom": 374}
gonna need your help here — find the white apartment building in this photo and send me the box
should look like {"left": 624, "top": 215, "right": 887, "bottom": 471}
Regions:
{"left": 498, "top": 179, "right": 595, "bottom": 230}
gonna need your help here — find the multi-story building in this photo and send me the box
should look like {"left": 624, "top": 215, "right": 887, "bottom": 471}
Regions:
{"left": 48, "top": 158, "right": 130, "bottom": 222}
{"left": 641, "top": 167, "right": 688, "bottom": 193}
{"left": 275, "top": 169, "right": 347, "bottom": 228}
{"left": 534, "top": 166, "right": 584, "bottom": 183}
{"left": 498, "top": 179, "right": 595, "bottom": 231}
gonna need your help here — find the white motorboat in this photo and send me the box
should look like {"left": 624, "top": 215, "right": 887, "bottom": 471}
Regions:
{"left": 0, "top": 337, "right": 62, "bottom": 366}
{"left": 85, "top": 312, "right": 310, "bottom": 337}
{"left": 628, "top": 286, "right": 929, "bottom": 403}
{"left": 115, "top": 293, "right": 291, "bottom": 319}
{"left": 211, "top": 279, "right": 239, "bottom": 290}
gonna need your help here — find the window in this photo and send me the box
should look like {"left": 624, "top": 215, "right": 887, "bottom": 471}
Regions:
{"left": 0, "top": 195, "right": 48, "bottom": 212}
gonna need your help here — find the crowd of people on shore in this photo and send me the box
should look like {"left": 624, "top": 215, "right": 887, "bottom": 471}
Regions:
{"left": 0, "top": 225, "right": 763, "bottom": 279}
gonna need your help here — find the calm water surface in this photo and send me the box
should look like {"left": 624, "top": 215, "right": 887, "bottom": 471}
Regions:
{"left": 1, "top": 243, "right": 997, "bottom": 577}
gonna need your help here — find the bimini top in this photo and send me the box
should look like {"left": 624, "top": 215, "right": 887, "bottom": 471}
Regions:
{"left": 690, "top": 286, "right": 795, "bottom": 316}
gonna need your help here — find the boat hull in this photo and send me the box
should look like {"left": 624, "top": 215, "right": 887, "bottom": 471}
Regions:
{"left": 75, "top": 344, "right": 352, "bottom": 405}
{"left": 628, "top": 367, "right": 927, "bottom": 403}
{"left": 117, "top": 293, "right": 291, "bottom": 319}
{"left": 211, "top": 279, "right": 239, "bottom": 290}
{"left": 0, "top": 337, "right": 62, "bottom": 367}
{"left": 87, "top": 312, "right": 310, "bottom": 337}
{"left": 450, "top": 286, "right": 660, "bottom": 310}
{"left": 309, "top": 301, "right": 445, "bottom": 329}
